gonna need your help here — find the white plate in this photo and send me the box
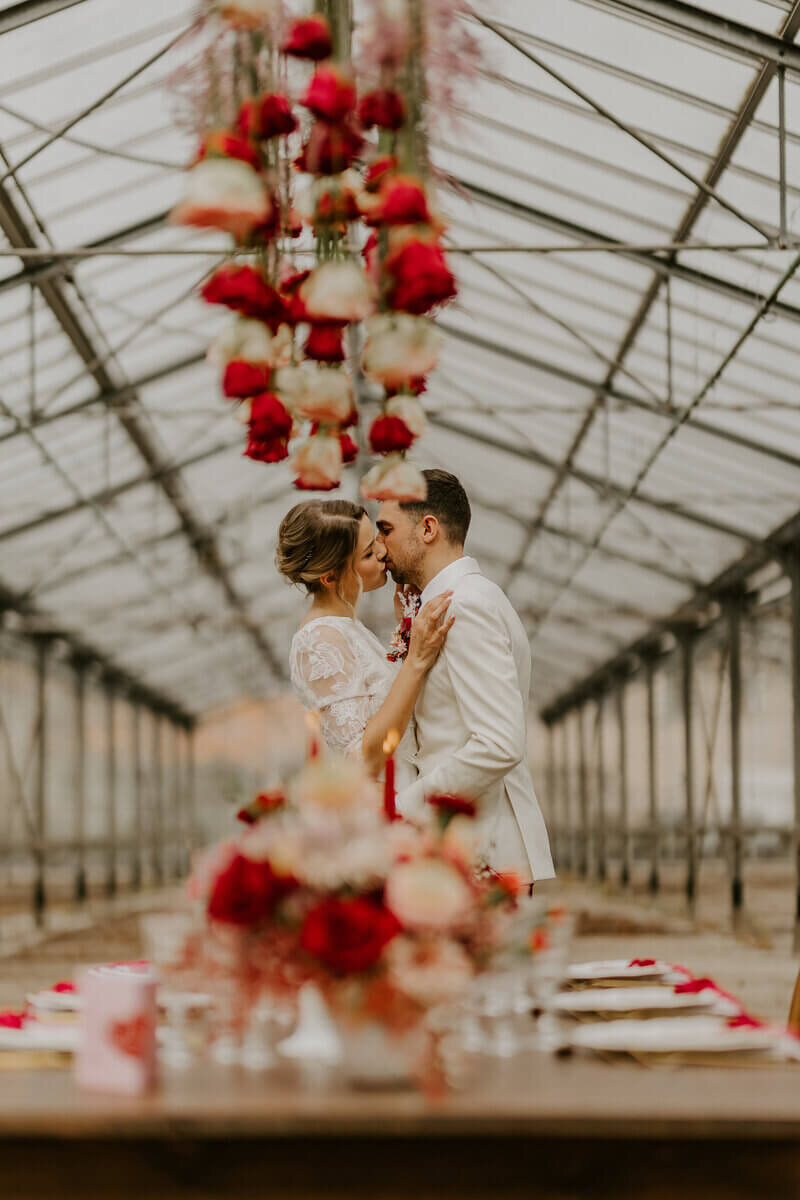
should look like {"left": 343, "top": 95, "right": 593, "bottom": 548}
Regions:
{"left": 26, "top": 989, "right": 81, "bottom": 1012}
{"left": 567, "top": 960, "right": 670, "bottom": 982}
{"left": 552, "top": 986, "right": 716, "bottom": 1014}
{"left": 569, "top": 1016, "right": 777, "bottom": 1055}
{"left": 0, "top": 1022, "right": 79, "bottom": 1052}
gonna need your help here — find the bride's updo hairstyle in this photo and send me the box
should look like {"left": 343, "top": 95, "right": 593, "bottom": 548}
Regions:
{"left": 276, "top": 499, "right": 367, "bottom": 594}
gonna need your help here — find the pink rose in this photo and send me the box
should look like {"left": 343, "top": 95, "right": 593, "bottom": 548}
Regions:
{"left": 385, "top": 858, "right": 473, "bottom": 931}
{"left": 290, "top": 432, "right": 343, "bottom": 491}
{"left": 300, "top": 261, "right": 373, "bottom": 323}
{"left": 171, "top": 159, "right": 270, "bottom": 240}
{"left": 360, "top": 454, "right": 427, "bottom": 502}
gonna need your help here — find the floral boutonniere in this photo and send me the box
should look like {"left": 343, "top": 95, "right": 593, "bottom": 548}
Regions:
{"left": 387, "top": 588, "right": 421, "bottom": 662}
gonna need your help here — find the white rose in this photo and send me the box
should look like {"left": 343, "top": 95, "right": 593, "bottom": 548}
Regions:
{"left": 385, "top": 858, "right": 473, "bottom": 931}
{"left": 292, "top": 363, "right": 354, "bottom": 425}
{"left": 362, "top": 313, "right": 441, "bottom": 388}
{"left": 289, "top": 432, "right": 343, "bottom": 490}
{"left": 386, "top": 935, "right": 474, "bottom": 1007}
{"left": 300, "top": 261, "right": 373, "bottom": 323}
{"left": 360, "top": 454, "right": 427, "bottom": 502}
{"left": 171, "top": 158, "right": 270, "bottom": 240}
{"left": 385, "top": 394, "right": 426, "bottom": 439}
{"left": 208, "top": 317, "right": 293, "bottom": 368}
{"left": 296, "top": 170, "right": 363, "bottom": 225}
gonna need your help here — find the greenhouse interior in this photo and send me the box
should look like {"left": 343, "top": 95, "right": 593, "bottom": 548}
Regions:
{"left": 4, "top": 1, "right": 800, "bottom": 1193}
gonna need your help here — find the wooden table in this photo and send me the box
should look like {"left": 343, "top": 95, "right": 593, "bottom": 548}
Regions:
{"left": 2, "top": 1054, "right": 799, "bottom": 1198}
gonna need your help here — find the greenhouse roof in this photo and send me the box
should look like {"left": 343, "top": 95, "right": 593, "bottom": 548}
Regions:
{"left": 3, "top": 0, "right": 800, "bottom": 718}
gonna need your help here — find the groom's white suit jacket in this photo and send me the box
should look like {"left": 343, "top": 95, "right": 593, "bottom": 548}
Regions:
{"left": 396, "top": 556, "right": 555, "bottom": 881}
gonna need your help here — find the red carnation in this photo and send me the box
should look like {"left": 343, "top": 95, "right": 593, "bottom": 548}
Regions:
{"left": 305, "top": 324, "right": 345, "bottom": 362}
{"left": 428, "top": 793, "right": 478, "bottom": 819}
{"left": 301, "top": 65, "right": 357, "bottom": 121}
{"left": 358, "top": 88, "right": 406, "bottom": 131}
{"left": 237, "top": 93, "right": 297, "bottom": 139}
{"left": 201, "top": 265, "right": 287, "bottom": 325}
{"left": 375, "top": 176, "right": 430, "bottom": 226}
{"left": 369, "top": 414, "right": 415, "bottom": 453}
{"left": 249, "top": 392, "right": 292, "bottom": 441}
{"left": 295, "top": 118, "right": 363, "bottom": 174}
{"left": 339, "top": 431, "right": 358, "bottom": 463}
{"left": 282, "top": 13, "right": 333, "bottom": 60}
{"left": 244, "top": 435, "right": 289, "bottom": 463}
{"left": 365, "top": 155, "right": 397, "bottom": 192}
{"left": 300, "top": 896, "right": 400, "bottom": 974}
{"left": 207, "top": 854, "right": 296, "bottom": 926}
{"left": 222, "top": 360, "right": 271, "bottom": 399}
{"left": 386, "top": 240, "right": 457, "bottom": 314}
{"left": 198, "top": 130, "right": 260, "bottom": 171}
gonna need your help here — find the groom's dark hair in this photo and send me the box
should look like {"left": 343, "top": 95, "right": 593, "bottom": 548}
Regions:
{"left": 400, "top": 469, "right": 471, "bottom": 546}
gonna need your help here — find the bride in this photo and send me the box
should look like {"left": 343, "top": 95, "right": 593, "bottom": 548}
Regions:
{"left": 276, "top": 498, "right": 453, "bottom": 783}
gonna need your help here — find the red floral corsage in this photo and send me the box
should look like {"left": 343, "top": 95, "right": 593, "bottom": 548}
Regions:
{"left": 387, "top": 589, "right": 421, "bottom": 662}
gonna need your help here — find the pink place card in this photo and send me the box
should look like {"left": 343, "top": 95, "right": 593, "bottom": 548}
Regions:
{"left": 75, "top": 964, "right": 159, "bottom": 1095}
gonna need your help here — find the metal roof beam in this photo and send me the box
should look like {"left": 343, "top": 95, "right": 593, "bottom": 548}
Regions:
{"left": 0, "top": 0, "right": 86, "bottom": 34}
{"left": 539, "top": 503, "right": 800, "bottom": 721}
{"left": 0, "top": 578, "right": 192, "bottom": 723}
{"left": 0, "top": 433, "right": 246, "bottom": 544}
{"left": 430, "top": 415, "right": 757, "bottom": 543}
{"left": 457, "top": 180, "right": 800, "bottom": 326}
{"left": 0, "top": 180, "right": 284, "bottom": 684}
{"left": 438, "top": 320, "right": 800, "bottom": 472}
{"left": 586, "top": 0, "right": 800, "bottom": 72}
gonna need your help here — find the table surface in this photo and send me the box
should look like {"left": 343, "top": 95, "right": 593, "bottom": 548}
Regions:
{"left": 3, "top": 1052, "right": 800, "bottom": 1141}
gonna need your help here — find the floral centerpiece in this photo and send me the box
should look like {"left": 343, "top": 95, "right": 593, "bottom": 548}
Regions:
{"left": 187, "top": 756, "right": 519, "bottom": 1081}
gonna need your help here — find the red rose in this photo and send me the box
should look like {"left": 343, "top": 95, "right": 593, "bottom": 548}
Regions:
{"left": 237, "top": 93, "right": 297, "bottom": 139}
{"left": 282, "top": 14, "right": 333, "bottom": 60}
{"left": 358, "top": 88, "right": 406, "bottom": 130}
{"left": 201, "top": 265, "right": 287, "bottom": 325}
{"left": 305, "top": 324, "right": 345, "bottom": 362}
{"left": 222, "top": 360, "right": 271, "bottom": 399}
{"left": 280, "top": 268, "right": 310, "bottom": 324}
{"left": 386, "top": 240, "right": 457, "bottom": 314}
{"left": 300, "top": 897, "right": 400, "bottom": 974}
{"left": 301, "top": 65, "right": 357, "bottom": 121}
{"left": 198, "top": 130, "right": 260, "bottom": 171}
{"left": 375, "top": 176, "right": 430, "bottom": 226}
{"left": 207, "top": 854, "right": 296, "bottom": 926}
{"left": 368, "top": 414, "right": 415, "bottom": 453}
{"left": 295, "top": 118, "right": 363, "bottom": 174}
{"left": 428, "top": 793, "right": 477, "bottom": 819}
{"left": 364, "top": 155, "right": 397, "bottom": 192}
{"left": 244, "top": 435, "right": 289, "bottom": 463}
{"left": 249, "top": 392, "right": 292, "bottom": 441}
{"left": 339, "top": 431, "right": 358, "bottom": 463}
{"left": 315, "top": 186, "right": 360, "bottom": 224}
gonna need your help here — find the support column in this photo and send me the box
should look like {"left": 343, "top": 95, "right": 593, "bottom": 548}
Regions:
{"left": 646, "top": 653, "right": 660, "bottom": 895}
{"left": 131, "top": 700, "right": 143, "bottom": 890}
{"left": 559, "top": 718, "right": 572, "bottom": 872}
{"left": 616, "top": 678, "right": 631, "bottom": 888}
{"left": 153, "top": 714, "right": 164, "bottom": 885}
{"left": 595, "top": 692, "right": 607, "bottom": 882}
{"left": 545, "top": 720, "right": 557, "bottom": 870}
{"left": 33, "top": 638, "right": 48, "bottom": 926}
{"left": 681, "top": 632, "right": 697, "bottom": 908}
{"left": 171, "top": 721, "right": 182, "bottom": 881}
{"left": 577, "top": 703, "right": 589, "bottom": 879}
{"left": 73, "top": 661, "right": 87, "bottom": 903}
{"left": 727, "top": 593, "right": 745, "bottom": 919}
{"left": 187, "top": 723, "right": 198, "bottom": 857}
{"left": 105, "top": 682, "right": 117, "bottom": 897}
{"left": 789, "top": 550, "right": 800, "bottom": 950}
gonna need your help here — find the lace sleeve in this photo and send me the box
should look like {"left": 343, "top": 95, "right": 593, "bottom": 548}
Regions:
{"left": 291, "top": 623, "right": 374, "bottom": 757}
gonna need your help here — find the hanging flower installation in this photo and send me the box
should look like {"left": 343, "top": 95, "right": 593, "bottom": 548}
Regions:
{"left": 169, "top": 0, "right": 468, "bottom": 497}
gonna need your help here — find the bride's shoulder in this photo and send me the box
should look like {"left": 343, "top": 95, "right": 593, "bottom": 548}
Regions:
{"left": 292, "top": 615, "right": 353, "bottom": 644}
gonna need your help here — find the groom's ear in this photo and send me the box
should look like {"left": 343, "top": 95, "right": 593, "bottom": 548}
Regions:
{"left": 420, "top": 515, "right": 439, "bottom": 544}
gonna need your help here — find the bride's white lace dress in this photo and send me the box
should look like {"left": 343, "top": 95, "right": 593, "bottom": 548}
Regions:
{"left": 290, "top": 615, "right": 416, "bottom": 786}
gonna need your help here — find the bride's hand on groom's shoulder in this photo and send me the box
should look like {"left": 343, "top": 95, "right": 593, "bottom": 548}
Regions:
{"left": 407, "top": 592, "right": 455, "bottom": 672}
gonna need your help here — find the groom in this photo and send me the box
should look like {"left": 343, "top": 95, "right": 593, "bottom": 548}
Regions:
{"left": 376, "top": 469, "right": 555, "bottom": 884}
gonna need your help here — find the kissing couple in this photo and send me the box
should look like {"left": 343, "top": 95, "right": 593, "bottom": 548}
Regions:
{"left": 277, "top": 469, "right": 554, "bottom": 887}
